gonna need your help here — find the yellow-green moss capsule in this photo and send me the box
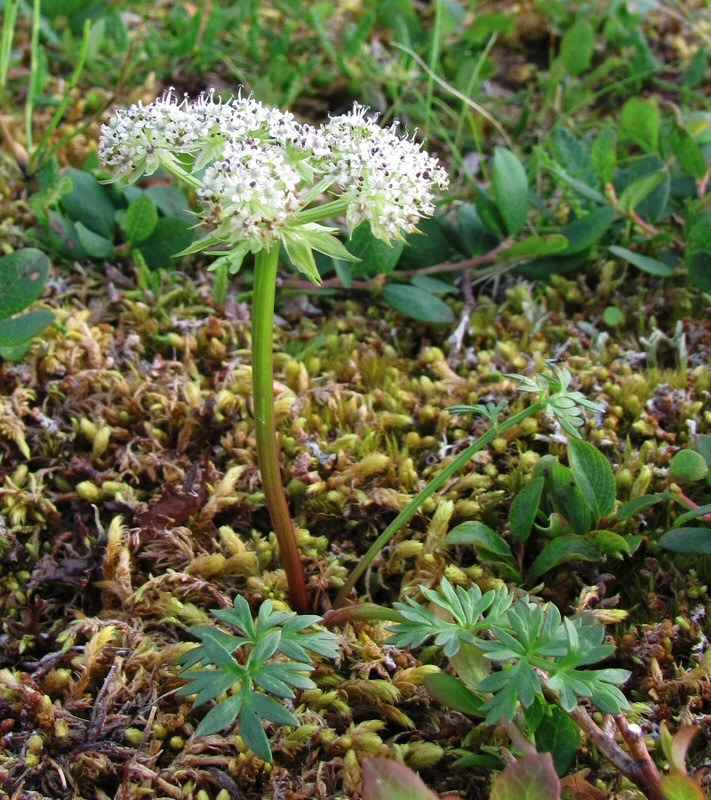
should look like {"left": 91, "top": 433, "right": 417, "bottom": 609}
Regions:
{"left": 45, "top": 668, "right": 72, "bottom": 694}
{"left": 76, "top": 481, "right": 103, "bottom": 502}
{"left": 92, "top": 425, "right": 111, "bottom": 458}
{"left": 125, "top": 728, "right": 143, "bottom": 747}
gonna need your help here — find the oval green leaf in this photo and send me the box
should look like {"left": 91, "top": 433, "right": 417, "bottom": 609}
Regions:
{"left": 124, "top": 194, "right": 159, "bottom": 244}
{"left": 609, "top": 246, "right": 675, "bottom": 277}
{"left": 0, "top": 249, "right": 51, "bottom": 319}
{"left": 527, "top": 536, "right": 600, "bottom": 584}
{"left": 568, "top": 437, "right": 616, "bottom": 522}
{"left": 669, "top": 450, "right": 709, "bottom": 482}
{"left": 424, "top": 673, "right": 484, "bottom": 716}
{"left": 509, "top": 477, "right": 545, "bottom": 543}
{"left": 446, "top": 521, "right": 514, "bottom": 564}
{"left": 381, "top": 283, "right": 454, "bottom": 323}
{"left": 0, "top": 310, "right": 55, "bottom": 347}
{"left": 492, "top": 147, "right": 529, "bottom": 236}
{"left": 659, "top": 527, "right": 711, "bottom": 554}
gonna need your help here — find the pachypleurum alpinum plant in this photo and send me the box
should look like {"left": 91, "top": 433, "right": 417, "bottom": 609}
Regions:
{"left": 99, "top": 91, "right": 645, "bottom": 776}
{"left": 99, "top": 88, "right": 448, "bottom": 613}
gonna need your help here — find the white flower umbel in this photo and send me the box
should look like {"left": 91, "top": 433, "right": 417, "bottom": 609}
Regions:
{"left": 99, "top": 90, "right": 448, "bottom": 256}
{"left": 322, "top": 104, "right": 449, "bottom": 242}
{"left": 199, "top": 140, "right": 302, "bottom": 243}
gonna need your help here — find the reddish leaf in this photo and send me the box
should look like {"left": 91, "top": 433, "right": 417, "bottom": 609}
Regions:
{"left": 669, "top": 726, "right": 700, "bottom": 776}
{"left": 490, "top": 753, "right": 562, "bottom": 800}
{"left": 137, "top": 485, "right": 202, "bottom": 528}
{"left": 361, "top": 758, "right": 440, "bottom": 800}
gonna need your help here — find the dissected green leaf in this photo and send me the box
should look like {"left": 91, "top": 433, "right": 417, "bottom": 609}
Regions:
{"left": 492, "top": 147, "right": 529, "bottom": 235}
{"left": 381, "top": 284, "right": 454, "bottom": 323}
{"left": 0, "top": 249, "right": 51, "bottom": 319}
{"left": 490, "top": 753, "right": 561, "bottom": 800}
{"left": 195, "top": 694, "right": 242, "bottom": 736}
{"left": 239, "top": 706, "right": 272, "bottom": 763}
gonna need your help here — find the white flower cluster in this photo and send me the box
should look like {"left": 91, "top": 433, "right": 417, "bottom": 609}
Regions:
{"left": 99, "top": 90, "right": 448, "bottom": 245}
{"left": 199, "top": 141, "right": 302, "bottom": 242}
{"left": 322, "top": 104, "right": 449, "bottom": 241}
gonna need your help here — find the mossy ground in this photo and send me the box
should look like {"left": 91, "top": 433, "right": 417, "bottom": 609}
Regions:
{"left": 0, "top": 243, "right": 709, "bottom": 798}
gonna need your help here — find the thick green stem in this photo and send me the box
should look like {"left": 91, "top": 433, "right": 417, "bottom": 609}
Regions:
{"left": 334, "top": 398, "right": 549, "bottom": 608}
{"left": 252, "top": 246, "right": 309, "bottom": 612}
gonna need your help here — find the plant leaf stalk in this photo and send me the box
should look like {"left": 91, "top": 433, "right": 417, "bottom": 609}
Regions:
{"left": 334, "top": 398, "right": 549, "bottom": 608}
{"left": 252, "top": 245, "right": 309, "bottom": 613}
